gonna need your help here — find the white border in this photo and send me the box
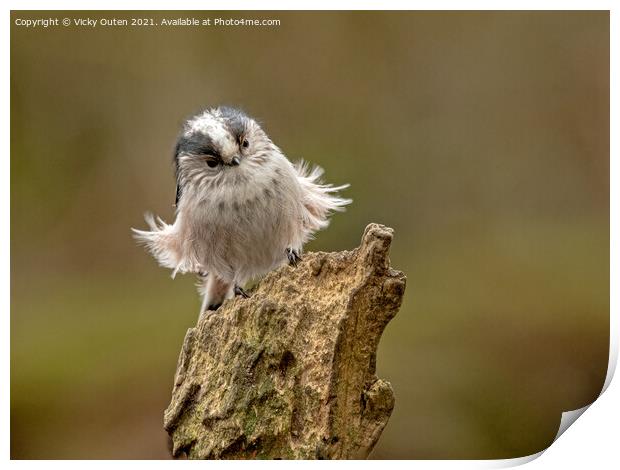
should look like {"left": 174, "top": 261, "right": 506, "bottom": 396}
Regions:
{"left": 3, "top": 1, "right": 615, "bottom": 467}
{"left": 2, "top": 1, "right": 617, "bottom": 11}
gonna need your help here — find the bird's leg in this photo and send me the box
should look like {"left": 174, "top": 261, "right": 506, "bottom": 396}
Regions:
{"left": 286, "top": 247, "right": 302, "bottom": 267}
{"left": 234, "top": 285, "right": 250, "bottom": 298}
{"left": 199, "top": 274, "right": 233, "bottom": 312}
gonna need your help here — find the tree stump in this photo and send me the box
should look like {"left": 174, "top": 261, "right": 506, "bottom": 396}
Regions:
{"left": 164, "top": 223, "right": 407, "bottom": 459}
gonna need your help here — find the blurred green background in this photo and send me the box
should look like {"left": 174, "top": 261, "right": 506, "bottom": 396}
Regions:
{"left": 10, "top": 11, "right": 609, "bottom": 459}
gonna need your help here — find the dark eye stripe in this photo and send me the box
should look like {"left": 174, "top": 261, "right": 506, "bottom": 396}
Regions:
{"left": 176, "top": 134, "right": 221, "bottom": 159}
{"left": 173, "top": 133, "right": 222, "bottom": 205}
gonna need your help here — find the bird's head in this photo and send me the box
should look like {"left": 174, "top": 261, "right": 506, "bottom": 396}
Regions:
{"left": 173, "top": 106, "right": 275, "bottom": 205}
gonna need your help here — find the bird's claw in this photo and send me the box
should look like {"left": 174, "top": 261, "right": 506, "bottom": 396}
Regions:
{"left": 286, "top": 248, "right": 301, "bottom": 267}
{"left": 234, "top": 285, "right": 250, "bottom": 298}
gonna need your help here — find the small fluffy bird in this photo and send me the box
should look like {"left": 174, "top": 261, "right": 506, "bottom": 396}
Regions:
{"left": 133, "top": 106, "right": 351, "bottom": 312}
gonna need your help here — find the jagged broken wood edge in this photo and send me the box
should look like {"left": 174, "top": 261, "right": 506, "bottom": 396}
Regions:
{"left": 164, "top": 223, "right": 406, "bottom": 459}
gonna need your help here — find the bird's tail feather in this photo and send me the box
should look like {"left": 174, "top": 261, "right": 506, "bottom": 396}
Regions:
{"left": 294, "top": 160, "right": 352, "bottom": 234}
{"left": 132, "top": 213, "right": 186, "bottom": 277}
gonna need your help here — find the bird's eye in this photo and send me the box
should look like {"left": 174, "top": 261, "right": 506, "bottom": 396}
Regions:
{"left": 206, "top": 158, "right": 219, "bottom": 168}
{"left": 242, "top": 139, "right": 249, "bottom": 149}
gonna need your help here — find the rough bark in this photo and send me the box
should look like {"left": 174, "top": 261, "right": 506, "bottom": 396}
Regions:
{"left": 164, "top": 223, "right": 406, "bottom": 459}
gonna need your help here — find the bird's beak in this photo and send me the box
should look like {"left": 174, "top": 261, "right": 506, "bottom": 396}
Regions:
{"left": 230, "top": 156, "right": 241, "bottom": 166}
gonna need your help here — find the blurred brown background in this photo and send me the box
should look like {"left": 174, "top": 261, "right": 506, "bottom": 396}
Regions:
{"left": 10, "top": 11, "right": 609, "bottom": 459}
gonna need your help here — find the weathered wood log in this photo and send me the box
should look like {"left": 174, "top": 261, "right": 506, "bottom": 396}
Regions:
{"left": 164, "top": 223, "right": 406, "bottom": 459}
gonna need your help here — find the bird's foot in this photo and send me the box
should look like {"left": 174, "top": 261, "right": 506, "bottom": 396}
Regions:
{"left": 234, "top": 285, "right": 250, "bottom": 298}
{"left": 286, "top": 248, "right": 301, "bottom": 267}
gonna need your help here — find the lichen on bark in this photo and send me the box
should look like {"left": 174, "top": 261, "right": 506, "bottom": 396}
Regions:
{"left": 164, "top": 223, "right": 406, "bottom": 459}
